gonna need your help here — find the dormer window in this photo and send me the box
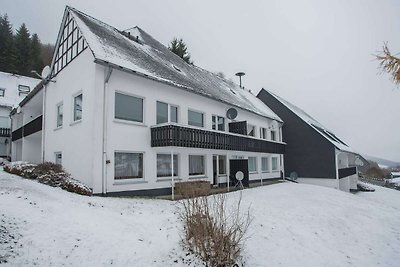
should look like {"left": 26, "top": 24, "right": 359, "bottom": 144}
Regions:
{"left": 18, "top": 85, "right": 30, "bottom": 97}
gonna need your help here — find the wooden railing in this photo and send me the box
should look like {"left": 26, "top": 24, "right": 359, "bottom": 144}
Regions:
{"left": 0, "top": 128, "right": 11, "bottom": 137}
{"left": 11, "top": 115, "right": 43, "bottom": 141}
{"left": 151, "top": 124, "right": 285, "bottom": 154}
{"left": 338, "top": 167, "right": 357, "bottom": 179}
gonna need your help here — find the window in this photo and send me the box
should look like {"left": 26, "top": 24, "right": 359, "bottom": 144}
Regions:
{"left": 56, "top": 103, "right": 63, "bottom": 127}
{"left": 157, "top": 154, "right": 178, "bottom": 177}
{"left": 248, "top": 157, "right": 257, "bottom": 173}
{"left": 115, "top": 92, "right": 143, "bottom": 123}
{"left": 157, "top": 101, "right": 178, "bottom": 124}
{"left": 18, "top": 85, "right": 30, "bottom": 97}
{"left": 73, "top": 93, "right": 83, "bottom": 121}
{"left": 247, "top": 124, "right": 255, "bottom": 137}
{"left": 188, "top": 110, "right": 204, "bottom": 127}
{"left": 271, "top": 130, "right": 276, "bottom": 141}
{"left": 114, "top": 152, "right": 143, "bottom": 179}
{"left": 272, "top": 157, "right": 279, "bottom": 172}
{"left": 0, "top": 88, "right": 5, "bottom": 97}
{"left": 55, "top": 152, "right": 62, "bottom": 165}
{"left": 218, "top": 155, "right": 227, "bottom": 175}
{"left": 212, "top": 115, "right": 225, "bottom": 131}
{"left": 261, "top": 157, "right": 269, "bottom": 172}
{"left": 260, "top": 127, "right": 267, "bottom": 139}
{"left": 189, "top": 155, "right": 205, "bottom": 176}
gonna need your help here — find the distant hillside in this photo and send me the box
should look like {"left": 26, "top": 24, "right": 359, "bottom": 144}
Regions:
{"left": 365, "top": 156, "right": 400, "bottom": 168}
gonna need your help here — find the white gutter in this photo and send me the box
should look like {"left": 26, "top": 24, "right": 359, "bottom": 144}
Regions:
{"left": 102, "top": 67, "right": 113, "bottom": 195}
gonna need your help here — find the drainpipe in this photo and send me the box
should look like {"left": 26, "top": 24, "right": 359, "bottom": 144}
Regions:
{"left": 335, "top": 149, "right": 339, "bottom": 190}
{"left": 102, "top": 66, "right": 113, "bottom": 195}
{"left": 41, "top": 83, "right": 47, "bottom": 162}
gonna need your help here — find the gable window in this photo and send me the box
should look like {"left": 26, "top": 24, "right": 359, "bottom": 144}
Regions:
{"left": 114, "top": 152, "right": 143, "bottom": 179}
{"left": 212, "top": 115, "right": 225, "bottom": 131}
{"left": 188, "top": 110, "right": 204, "bottom": 127}
{"left": 272, "top": 157, "right": 279, "bottom": 172}
{"left": 115, "top": 92, "right": 143, "bottom": 123}
{"left": 18, "top": 85, "right": 30, "bottom": 97}
{"left": 261, "top": 157, "right": 269, "bottom": 172}
{"left": 189, "top": 155, "right": 205, "bottom": 176}
{"left": 157, "top": 101, "right": 178, "bottom": 124}
{"left": 55, "top": 152, "right": 62, "bottom": 165}
{"left": 73, "top": 93, "right": 83, "bottom": 121}
{"left": 248, "top": 156, "right": 257, "bottom": 173}
{"left": 0, "top": 88, "right": 5, "bottom": 97}
{"left": 247, "top": 124, "right": 255, "bottom": 137}
{"left": 157, "top": 154, "right": 178, "bottom": 177}
{"left": 260, "top": 127, "right": 267, "bottom": 139}
{"left": 271, "top": 130, "right": 276, "bottom": 141}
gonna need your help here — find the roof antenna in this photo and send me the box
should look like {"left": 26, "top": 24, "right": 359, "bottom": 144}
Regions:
{"left": 235, "top": 72, "right": 245, "bottom": 88}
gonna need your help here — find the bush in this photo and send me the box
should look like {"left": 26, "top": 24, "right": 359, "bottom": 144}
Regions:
{"left": 175, "top": 181, "right": 211, "bottom": 198}
{"left": 179, "top": 193, "right": 251, "bottom": 267}
{"left": 3, "top": 161, "right": 92, "bottom": 196}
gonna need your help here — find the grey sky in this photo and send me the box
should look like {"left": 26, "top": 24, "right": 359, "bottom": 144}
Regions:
{"left": 2, "top": 0, "right": 400, "bottom": 161}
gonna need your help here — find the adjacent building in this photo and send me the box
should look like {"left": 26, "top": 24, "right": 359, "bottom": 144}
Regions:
{"left": 0, "top": 71, "right": 40, "bottom": 159}
{"left": 11, "top": 6, "right": 285, "bottom": 195}
{"left": 257, "top": 89, "right": 361, "bottom": 192}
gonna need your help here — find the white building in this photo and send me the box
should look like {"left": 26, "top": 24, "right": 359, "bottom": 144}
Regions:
{"left": 0, "top": 71, "right": 40, "bottom": 158}
{"left": 11, "top": 6, "right": 286, "bottom": 195}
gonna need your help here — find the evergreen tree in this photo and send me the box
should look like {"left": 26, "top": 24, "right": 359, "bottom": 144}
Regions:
{"left": 169, "top": 38, "right": 193, "bottom": 64}
{"left": 14, "top": 23, "right": 31, "bottom": 76}
{"left": 0, "top": 14, "right": 17, "bottom": 73}
{"left": 31, "top": 33, "right": 44, "bottom": 75}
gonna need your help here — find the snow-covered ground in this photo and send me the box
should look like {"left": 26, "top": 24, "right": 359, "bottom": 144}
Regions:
{"left": 1, "top": 169, "right": 400, "bottom": 267}
{"left": 391, "top": 177, "right": 400, "bottom": 185}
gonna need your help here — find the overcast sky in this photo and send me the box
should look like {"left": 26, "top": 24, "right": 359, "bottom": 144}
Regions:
{"left": 2, "top": 0, "right": 400, "bottom": 161}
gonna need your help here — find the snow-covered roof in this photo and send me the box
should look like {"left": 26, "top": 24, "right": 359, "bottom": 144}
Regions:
{"left": 266, "top": 90, "right": 356, "bottom": 154}
{"left": 0, "top": 71, "right": 41, "bottom": 108}
{"left": 66, "top": 7, "right": 282, "bottom": 122}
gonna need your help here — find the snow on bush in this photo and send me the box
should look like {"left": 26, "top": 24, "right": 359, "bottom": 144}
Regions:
{"left": 3, "top": 162, "right": 92, "bottom": 196}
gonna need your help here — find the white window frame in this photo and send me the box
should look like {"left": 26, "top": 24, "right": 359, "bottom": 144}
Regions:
{"left": 156, "top": 101, "right": 179, "bottom": 124}
{"left": 212, "top": 115, "right": 225, "bottom": 131}
{"left": 18, "top": 85, "right": 30, "bottom": 97}
{"left": 114, "top": 150, "right": 145, "bottom": 181}
{"left": 260, "top": 127, "right": 267, "bottom": 139}
{"left": 114, "top": 90, "right": 145, "bottom": 125}
{"left": 188, "top": 109, "right": 205, "bottom": 128}
{"left": 0, "top": 88, "right": 5, "bottom": 97}
{"left": 188, "top": 154, "right": 207, "bottom": 177}
{"left": 270, "top": 130, "right": 277, "bottom": 141}
{"left": 261, "top": 157, "right": 270, "bottom": 173}
{"left": 272, "top": 157, "right": 279, "bottom": 172}
{"left": 71, "top": 91, "right": 83, "bottom": 124}
{"left": 156, "top": 153, "right": 179, "bottom": 178}
{"left": 248, "top": 156, "right": 258, "bottom": 173}
{"left": 247, "top": 124, "right": 256, "bottom": 137}
{"left": 216, "top": 155, "right": 227, "bottom": 176}
{"left": 56, "top": 102, "right": 63, "bottom": 128}
{"left": 54, "top": 152, "right": 62, "bottom": 165}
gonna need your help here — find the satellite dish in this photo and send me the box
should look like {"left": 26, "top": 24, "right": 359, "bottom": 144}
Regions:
{"left": 270, "top": 120, "right": 279, "bottom": 129}
{"left": 290, "top": 172, "right": 298, "bottom": 181}
{"left": 355, "top": 157, "right": 364, "bottom": 166}
{"left": 226, "top": 108, "right": 238, "bottom": 120}
{"left": 41, "top": 65, "right": 51, "bottom": 79}
{"left": 235, "top": 171, "right": 244, "bottom": 181}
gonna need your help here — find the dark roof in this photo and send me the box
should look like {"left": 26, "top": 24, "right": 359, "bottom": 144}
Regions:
{"left": 67, "top": 6, "right": 281, "bottom": 121}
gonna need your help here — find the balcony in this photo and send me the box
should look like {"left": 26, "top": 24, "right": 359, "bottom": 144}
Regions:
{"left": 0, "top": 128, "right": 11, "bottom": 137}
{"left": 151, "top": 124, "right": 285, "bottom": 154}
{"left": 338, "top": 166, "right": 357, "bottom": 178}
{"left": 11, "top": 115, "right": 43, "bottom": 141}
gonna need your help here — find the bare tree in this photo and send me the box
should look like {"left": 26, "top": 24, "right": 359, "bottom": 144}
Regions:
{"left": 376, "top": 42, "right": 400, "bottom": 85}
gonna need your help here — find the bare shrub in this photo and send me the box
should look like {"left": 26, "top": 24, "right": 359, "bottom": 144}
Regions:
{"left": 34, "top": 162, "right": 64, "bottom": 175}
{"left": 179, "top": 193, "right": 251, "bottom": 267}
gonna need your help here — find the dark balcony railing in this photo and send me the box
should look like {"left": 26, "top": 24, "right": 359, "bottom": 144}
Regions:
{"left": 338, "top": 166, "right": 357, "bottom": 179}
{"left": 11, "top": 115, "right": 43, "bottom": 141}
{"left": 151, "top": 124, "right": 285, "bottom": 154}
{"left": 0, "top": 128, "right": 11, "bottom": 137}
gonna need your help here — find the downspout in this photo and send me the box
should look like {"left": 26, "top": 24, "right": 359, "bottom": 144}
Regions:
{"left": 102, "top": 66, "right": 113, "bottom": 195}
{"left": 335, "top": 149, "right": 339, "bottom": 190}
{"left": 41, "top": 83, "right": 47, "bottom": 162}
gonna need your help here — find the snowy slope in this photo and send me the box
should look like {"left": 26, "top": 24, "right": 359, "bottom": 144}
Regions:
{"left": 1, "top": 169, "right": 400, "bottom": 266}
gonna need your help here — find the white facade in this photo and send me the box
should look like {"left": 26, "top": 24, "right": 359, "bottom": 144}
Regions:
{"left": 0, "top": 71, "right": 40, "bottom": 158}
{"left": 41, "top": 49, "right": 284, "bottom": 194}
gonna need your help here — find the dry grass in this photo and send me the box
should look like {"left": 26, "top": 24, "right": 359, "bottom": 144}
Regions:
{"left": 175, "top": 181, "right": 211, "bottom": 198}
{"left": 179, "top": 193, "right": 251, "bottom": 267}
{"left": 376, "top": 42, "right": 400, "bottom": 85}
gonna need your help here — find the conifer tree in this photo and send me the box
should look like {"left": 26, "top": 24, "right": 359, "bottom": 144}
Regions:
{"left": 0, "top": 14, "right": 17, "bottom": 73}
{"left": 31, "top": 33, "right": 44, "bottom": 75}
{"left": 169, "top": 38, "right": 193, "bottom": 64}
{"left": 14, "top": 23, "right": 31, "bottom": 76}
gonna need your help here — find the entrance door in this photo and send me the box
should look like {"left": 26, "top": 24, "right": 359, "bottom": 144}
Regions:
{"left": 229, "top": 159, "right": 249, "bottom": 187}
